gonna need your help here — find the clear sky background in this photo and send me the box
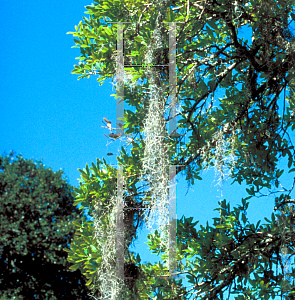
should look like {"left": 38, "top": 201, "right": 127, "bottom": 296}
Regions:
{"left": 1, "top": 1, "right": 294, "bottom": 298}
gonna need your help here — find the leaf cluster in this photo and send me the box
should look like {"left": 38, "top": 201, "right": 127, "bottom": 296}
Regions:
{"left": 67, "top": 0, "right": 295, "bottom": 298}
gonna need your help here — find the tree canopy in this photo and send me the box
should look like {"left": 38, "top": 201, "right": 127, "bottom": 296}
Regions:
{"left": 66, "top": 0, "right": 295, "bottom": 299}
{"left": 0, "top": 151, "right": 93, "bottom": 299}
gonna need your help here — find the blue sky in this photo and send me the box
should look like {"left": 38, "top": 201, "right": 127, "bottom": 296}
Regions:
{"left": 1, "top": 1, "right": 294, "bottom": 298}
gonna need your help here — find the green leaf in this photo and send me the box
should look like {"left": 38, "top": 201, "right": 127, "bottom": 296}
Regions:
{"left": 186, "top": 273, "right": 195, "bottom": 284}
{"left": 69, "top": 264, "right": 80, "bottom": 271}
{"left": 73, "top": 199, "right": 83, "bottom": 206}
{"left": 78, "top": 168, "right": 87, "bottom": 175}
{"left": 186, "top": 63, "right": 194, "bottom": 71}
{"left": 132, "top": 74, "right": 142, "bottom": 82}
{"left": 76, "top": 258, "right": 88, "bottom": 263}
{"left": 73, "top": 220, "right": 82, "bottom": 227}
{"left": 246, "top": 187, "right": 254, "bottom": 196}
{"left": 199, "top": 79, "right": 207, "bottom": 92}
{"left": 288, "top": 156, "right": 293, "bottom": 168}
{"left": 207, "top": 20, "right": 218, "bottom": 30}
{"left": 242, "top": 213, "right": 247, "bottom": 224}
{"left": 91, "top": 245, "right": 98, "bottom": 252}
{"left": 81, "top": 173, "right": 89, "bottom": 181}
{"left": 63, "top": 248, "right": 72, "bottom": 253}
{"left": 136, "top": 253, "right": 141, "bottom": 264}
{"left": 216, "top": 224, "right": 227, "bottom": 229}
{"left": 255, "top": 220, "right": 261, "bottom": 230}
{"left": 104, "top": 27, "right": 112, "bottom": 36}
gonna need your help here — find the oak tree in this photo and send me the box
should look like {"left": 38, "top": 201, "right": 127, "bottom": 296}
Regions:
{"left": 67, "top": 0, "right": 295, "bottom": 298}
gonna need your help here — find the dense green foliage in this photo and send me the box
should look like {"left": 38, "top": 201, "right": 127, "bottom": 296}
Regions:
{"left": 0, "top": 151, "right": 94, "bottom": 299}
{"left": 67, "top": 0, "right": 295, "bottom": 298}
